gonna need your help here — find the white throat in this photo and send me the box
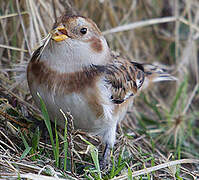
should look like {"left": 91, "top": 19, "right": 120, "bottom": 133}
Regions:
{"left": 40, "top": 37, "right": 110, "bottom": 73}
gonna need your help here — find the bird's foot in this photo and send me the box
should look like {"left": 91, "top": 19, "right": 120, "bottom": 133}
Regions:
{"left": 100, "top": 144, "right": 112, "bottom": 170}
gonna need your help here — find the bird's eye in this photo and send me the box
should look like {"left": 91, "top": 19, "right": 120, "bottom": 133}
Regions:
{"left": 80, "top": 28, "right": 87, "bottom": 35}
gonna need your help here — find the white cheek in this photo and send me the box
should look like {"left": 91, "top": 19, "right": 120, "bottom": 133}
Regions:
{"left": 40, "top": 36, "right": 110, "bottom": 73}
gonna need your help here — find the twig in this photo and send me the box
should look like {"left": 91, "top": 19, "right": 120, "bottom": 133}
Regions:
{"left": 16, "top": 0, "right": 31, "bottom": 55}
{"left": 0, "top": 109, "right": 28, "bottom": 127}
{"left": 175, "top": 0, "right": 180, "bottom": 62}
{"left": 182, "top": 83, "right": 199, "bottom": 115}
{"left": 103, "top": 16, "right": 176, "bottom": 35}
{"left": 0, "top": 85, "right": 40, "bottom": 114}
{"left": 0, "top": 44, "right": 28, "bottom": 52}
{"left": 113, "top": 159, "right": 199, "bottom": 179}
{"left": 52, "top": 0, "right": 57, "bottom": 21}
{"left": 0, "top": 11, "right": 11, "bottom": 60}
{"left": 179, "top": 17, "right": 199, "bottom": 32}
{"left": 0, "top": 140, "right": 16, "bottom": 152}
{"left": 0, "top": 130, "right": 18, "bottom": 152}
{"left": 0, "top": 12, "right": 28, "bottom": 20}
{"left": 28, "top": 0, "right": 42, "bottom": 44}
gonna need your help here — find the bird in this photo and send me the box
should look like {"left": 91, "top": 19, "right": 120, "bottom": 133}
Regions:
{"left": 27, "top": 13, "right": 176, "bottom": 167}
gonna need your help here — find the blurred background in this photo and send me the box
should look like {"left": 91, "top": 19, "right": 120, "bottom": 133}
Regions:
{"left": 0, "top": 0, "right": 199, "bottom": 179}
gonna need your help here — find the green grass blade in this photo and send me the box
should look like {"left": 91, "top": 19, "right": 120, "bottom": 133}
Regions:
{"left": 20, "top": 147, "right": 32, "bottom": 160}
{"left": 117, "top": 150, "right": 123, "bottom": 167}
{"left": 37, "top": 93, "right": 58, "bottom": 167}
{"left": 17, "top": 172, "right": 21, "bottom": 180}
{"left": 176, "top": 175, "right": 183, "bottom": 180}
{"left": 55, "top": 119, "right": 59, "bottom": 167}
{"left": 109, "top": 156, "right": 115, "bottom": 178}
{"left": 19, "top": 129, "right": 37, "bottom": 160}
{"left": 60, "top": 109, "right": 68, "bottom": 171}
{"left": 114, "top": 163, "right": 126, "bottom": 176}
{"left": 90, "top": 146, "right": 101, "bottom": 179}
{"left": 180, "top": 77, "right": 188, "bottom": 111}
{"left": 30, "top": 127, "right": 40, "bottom": 160}
{"left": 78, "top": 135, "right": 101, "bottom": 179}
{"left": 127, "top": 166, "right": 132, "bottom": 180}
{"left": 170, "top": 80, "right": 186, "bottom": 115}
{"left": 37, "top": 93, "right": 52, "bottom": 133}
{"left": 19, "top": 129, "right": 29, "bottom": 149}
{"left": 143, "top": 95, "right": 162, "bottom": 120}
{"left": 31, "top": 126, "right": 40, "bottom": 151}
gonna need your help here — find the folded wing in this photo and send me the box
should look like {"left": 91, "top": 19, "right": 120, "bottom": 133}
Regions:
{"left": 96, "top": 54, "right": 176, "bottom": 105}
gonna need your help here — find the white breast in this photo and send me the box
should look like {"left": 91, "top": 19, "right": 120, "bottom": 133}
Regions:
{"left": 30, "top": 77, "right": 118, "bottom": 134}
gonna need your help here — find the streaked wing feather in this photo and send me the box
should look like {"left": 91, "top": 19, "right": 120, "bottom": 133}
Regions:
{"left": 103, "top": 55, "right": 145, "bottom": 104}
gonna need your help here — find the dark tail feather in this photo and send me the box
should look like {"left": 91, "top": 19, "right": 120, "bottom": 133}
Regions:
{"left": 142, "top": 64, "right": 177, "bottom": 88}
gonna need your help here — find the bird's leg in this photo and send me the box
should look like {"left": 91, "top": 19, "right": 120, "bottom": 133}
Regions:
{"left": 100, "top": 143, "right": 112, "bottom": 169}
{"left": 99, "top": 124, "right": 116, "bottom": 169}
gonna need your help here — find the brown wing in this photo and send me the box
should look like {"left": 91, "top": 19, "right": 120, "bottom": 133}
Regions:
{"left": 103, "top": 55, "right": 145, "bottom": 104}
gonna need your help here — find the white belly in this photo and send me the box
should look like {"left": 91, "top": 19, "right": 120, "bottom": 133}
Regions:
{"left": 29, "top": 79, "right": 130, "bottom": 148}
{"left": 54, "top": 93, "right": 100, "bottom": 130}
{"left": 30, "top": 82, "right": 116, "bottom": 135}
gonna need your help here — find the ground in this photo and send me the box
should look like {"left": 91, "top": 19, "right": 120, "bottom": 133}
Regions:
{"left": 0, "top": 0, "right": 199, "bottom": 179}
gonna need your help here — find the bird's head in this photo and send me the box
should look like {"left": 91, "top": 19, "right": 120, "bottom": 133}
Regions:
{"left": 39, "top": 15, "right": 110, "bottom": 73}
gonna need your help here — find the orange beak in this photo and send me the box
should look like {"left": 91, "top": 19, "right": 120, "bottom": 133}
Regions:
{"left": 51, "top": 25, "right": 68, "bottom": 42}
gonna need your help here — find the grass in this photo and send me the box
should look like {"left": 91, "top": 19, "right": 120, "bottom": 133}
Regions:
{"left": 0, "top": 0, "right": 199, "bottom": 179}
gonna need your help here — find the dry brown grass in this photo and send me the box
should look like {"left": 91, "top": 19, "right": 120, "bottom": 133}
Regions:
{"left": 0, "top": 0, "right": 199, "bottom": 179}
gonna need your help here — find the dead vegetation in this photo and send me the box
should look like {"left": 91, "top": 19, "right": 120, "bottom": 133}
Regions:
{"left": 0, "top": 0, "right": 199, "bottom": 179}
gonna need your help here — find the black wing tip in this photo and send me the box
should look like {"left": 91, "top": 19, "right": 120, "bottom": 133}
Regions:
{"left": 130, "top": 62, "right": 144, "bottom": 72}
{"left": 111, "top": 98, "right": 124, "bottom": 104}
